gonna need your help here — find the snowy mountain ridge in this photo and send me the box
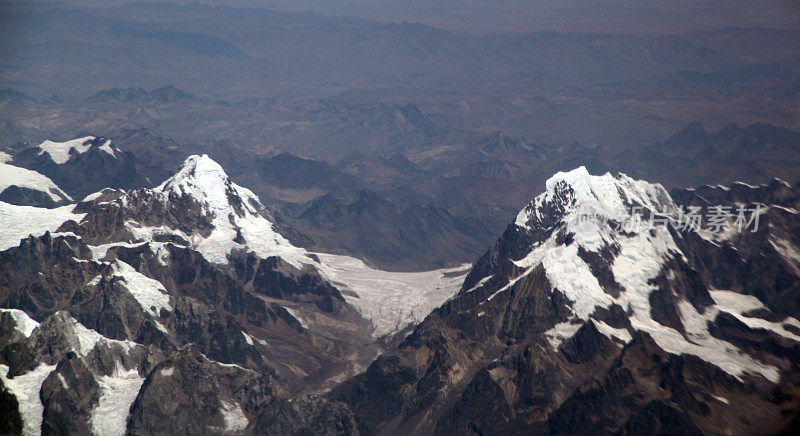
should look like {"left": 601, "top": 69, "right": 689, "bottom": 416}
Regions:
{"left": 34, "top": 151, "right": 466, "bottom": 339}
{"left": 35, "top": 137, "right": 119, "bottom": 165}
{"left": 473, "top": 167, "right": 798, "bottom": 382}
{"left": 514, "top": 166, "right": 674, "bottom": 238}
{"left": 1, "top": 148, "right": 799, "bottom": 433}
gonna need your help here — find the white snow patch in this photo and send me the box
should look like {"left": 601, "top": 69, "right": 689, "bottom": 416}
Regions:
{"left": 0, "top": 308, "right": 39, "bottom": 337}
{"left": 711, "top": 290, "right": 800, "bottom": 342}
{"left": 593, "top": 320, "right": 632, "bottom": 344}
{"left": 97, "top": 140, "right": 117, "bottom": 158}
{"left": 652, "top": 300, "right": 779, "bottom": 382}
{"left": 91, "top": 364, "right": 144, "bottom": 436}
{"left": 0, "top": 202, "right": 84, "bottom": 250}
{"left": 0, "top": 363, "right": 57, "bottom": 436}
{"left": 770, "top": 237, "right": 800, "bottom": 276}
{"left": 485, "top": 267, "right": 531, "bottom": 302}
{"left": 465, "top": 275, "right": 493, "bottom": 293}
{"left": 282, "top": 307, "right": 308, "bottom": 329}
{"left": 545, "top": 321, "right": 582, "bottom": 349}
{"left": 219, "top": 400, "right": 248, "bottom": 432}
{"left": 111, "top": 260, "right": 172, "bottom": 317}
{"left": 89, "top": 241, "right": 149, "bottom": 261}
{"left": 70, "top": 317, "right": 105, "bottom": 356}
{"left": 0, "top": 162, "right": 72, "bottom": 202}
{"left": 160, "top": 367, "right": 174, "bottom": 377}
{"left": 199, "top": 354, "right": 248, "bottom": 371}
{"left": 713, "top": 395, "right": 730, "bottom": 405}
{"left": 36, "top": 137, "right": 94, "bottom": 164}
{"left": 542, "top": 241, "right": 610, "bottom": 318}
{"left": 0, "top": 151, "right": 11, "bottom": 163}
{"left": 57, "top": 373, "right": 68, "bottom": 389}
{"left": 150, "top": 242, "right": 171, "bottom": 266}
{"left": 86, "top": 275, "right": 102, "bottom": 287}
{"left": 81, "top": 190, "right": 105, "bottom": 203}
{"left": 55, "top": 313, "right": 139, "bottom": 357}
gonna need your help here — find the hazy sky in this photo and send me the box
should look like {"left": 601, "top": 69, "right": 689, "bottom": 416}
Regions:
{"left": 54, "top": 0, "right": 800, "bottom": 34}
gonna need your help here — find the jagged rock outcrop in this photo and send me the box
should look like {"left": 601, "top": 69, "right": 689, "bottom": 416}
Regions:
{"left": 127, "top": 345, "right": 274, "bottom": 434}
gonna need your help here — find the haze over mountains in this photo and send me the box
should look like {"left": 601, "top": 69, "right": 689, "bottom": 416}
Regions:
{"left": 2, "top": 1, "right": 798, "bottom": 146}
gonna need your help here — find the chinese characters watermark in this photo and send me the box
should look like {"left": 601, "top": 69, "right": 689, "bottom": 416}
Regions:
{"left": 576, "top": 203, "right": 764, "bottom": 236}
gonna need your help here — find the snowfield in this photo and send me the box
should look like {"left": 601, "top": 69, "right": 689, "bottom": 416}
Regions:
{"left": 0, "top": 162, "right": 72, "bottom": 202}
{"left": 0, "top": 202, "right": 84, "bottom": 250}
{"left": 34, "top": 137, "right": 118, "bottom": 164}
{"left": 35, "top": 137, "right": 95, "bottom": 164}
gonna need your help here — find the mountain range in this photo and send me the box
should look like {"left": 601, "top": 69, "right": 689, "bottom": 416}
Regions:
{"left": 0, "top": 143, "right": 798, "bottom": 434}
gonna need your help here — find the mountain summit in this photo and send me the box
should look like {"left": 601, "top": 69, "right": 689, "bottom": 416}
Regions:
{"left": 151, "top": 154, "right": 313, "bottom": 267}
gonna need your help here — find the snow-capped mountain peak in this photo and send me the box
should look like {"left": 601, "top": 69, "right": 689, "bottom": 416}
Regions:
{"left": 515, "top": 166, "right": 674, "bottom": 234}
{"left": 470, "top": 167, "right": 798, "bottom": 384}
{"left": 157, "top": 154, "right": 260, "bottom": 218}
{"left": 115, "top": 154, "right": 311, "bottom": 267}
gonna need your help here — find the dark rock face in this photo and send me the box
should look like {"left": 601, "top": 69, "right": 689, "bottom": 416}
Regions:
{"left": 231, "top": 252, "right": 345, "bottom": 313}
{"left": 253, "top": 395, "right": 358, "bottom": 436}
{"left": 0, "top": 185, "right": 68, "bottom": 208}
{"left": 89, "top": 85, "right": 197, "bottom": 105}
{"left": 0, "top": 380, "right": 22, "bottom": 434}
{"left": 294, "top": 188, "right": 494, "bottom": 270}
{"left": 434, "top": 367, "right": 515, "bottom": 435}
{"left": 621, "top": 123, "right": 800, "bottom": 189}
{"left": 0, "top": 233, "right": 99, "bottom": 322}
{"left": 40, "top": 352, "right": 100, "bottom": 435}
{"left": 127, "top": 345, "right": 274, "bottom": 434}
{"left": 670, "top": 181, "right": 800, "bottom": 319}
{"left": 59, "top": 188, "right": 215, "bottom": 245}
{"left": 72, "top": 188, "right": 126, "bottom": 213}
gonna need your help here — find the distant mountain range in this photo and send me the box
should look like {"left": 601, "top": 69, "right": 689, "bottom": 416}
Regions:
{"left": 2, "top": 118, "right": 798, "bottom": 271}
{"left": 1, "top": 1, "right": 798, "bottom": 149}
